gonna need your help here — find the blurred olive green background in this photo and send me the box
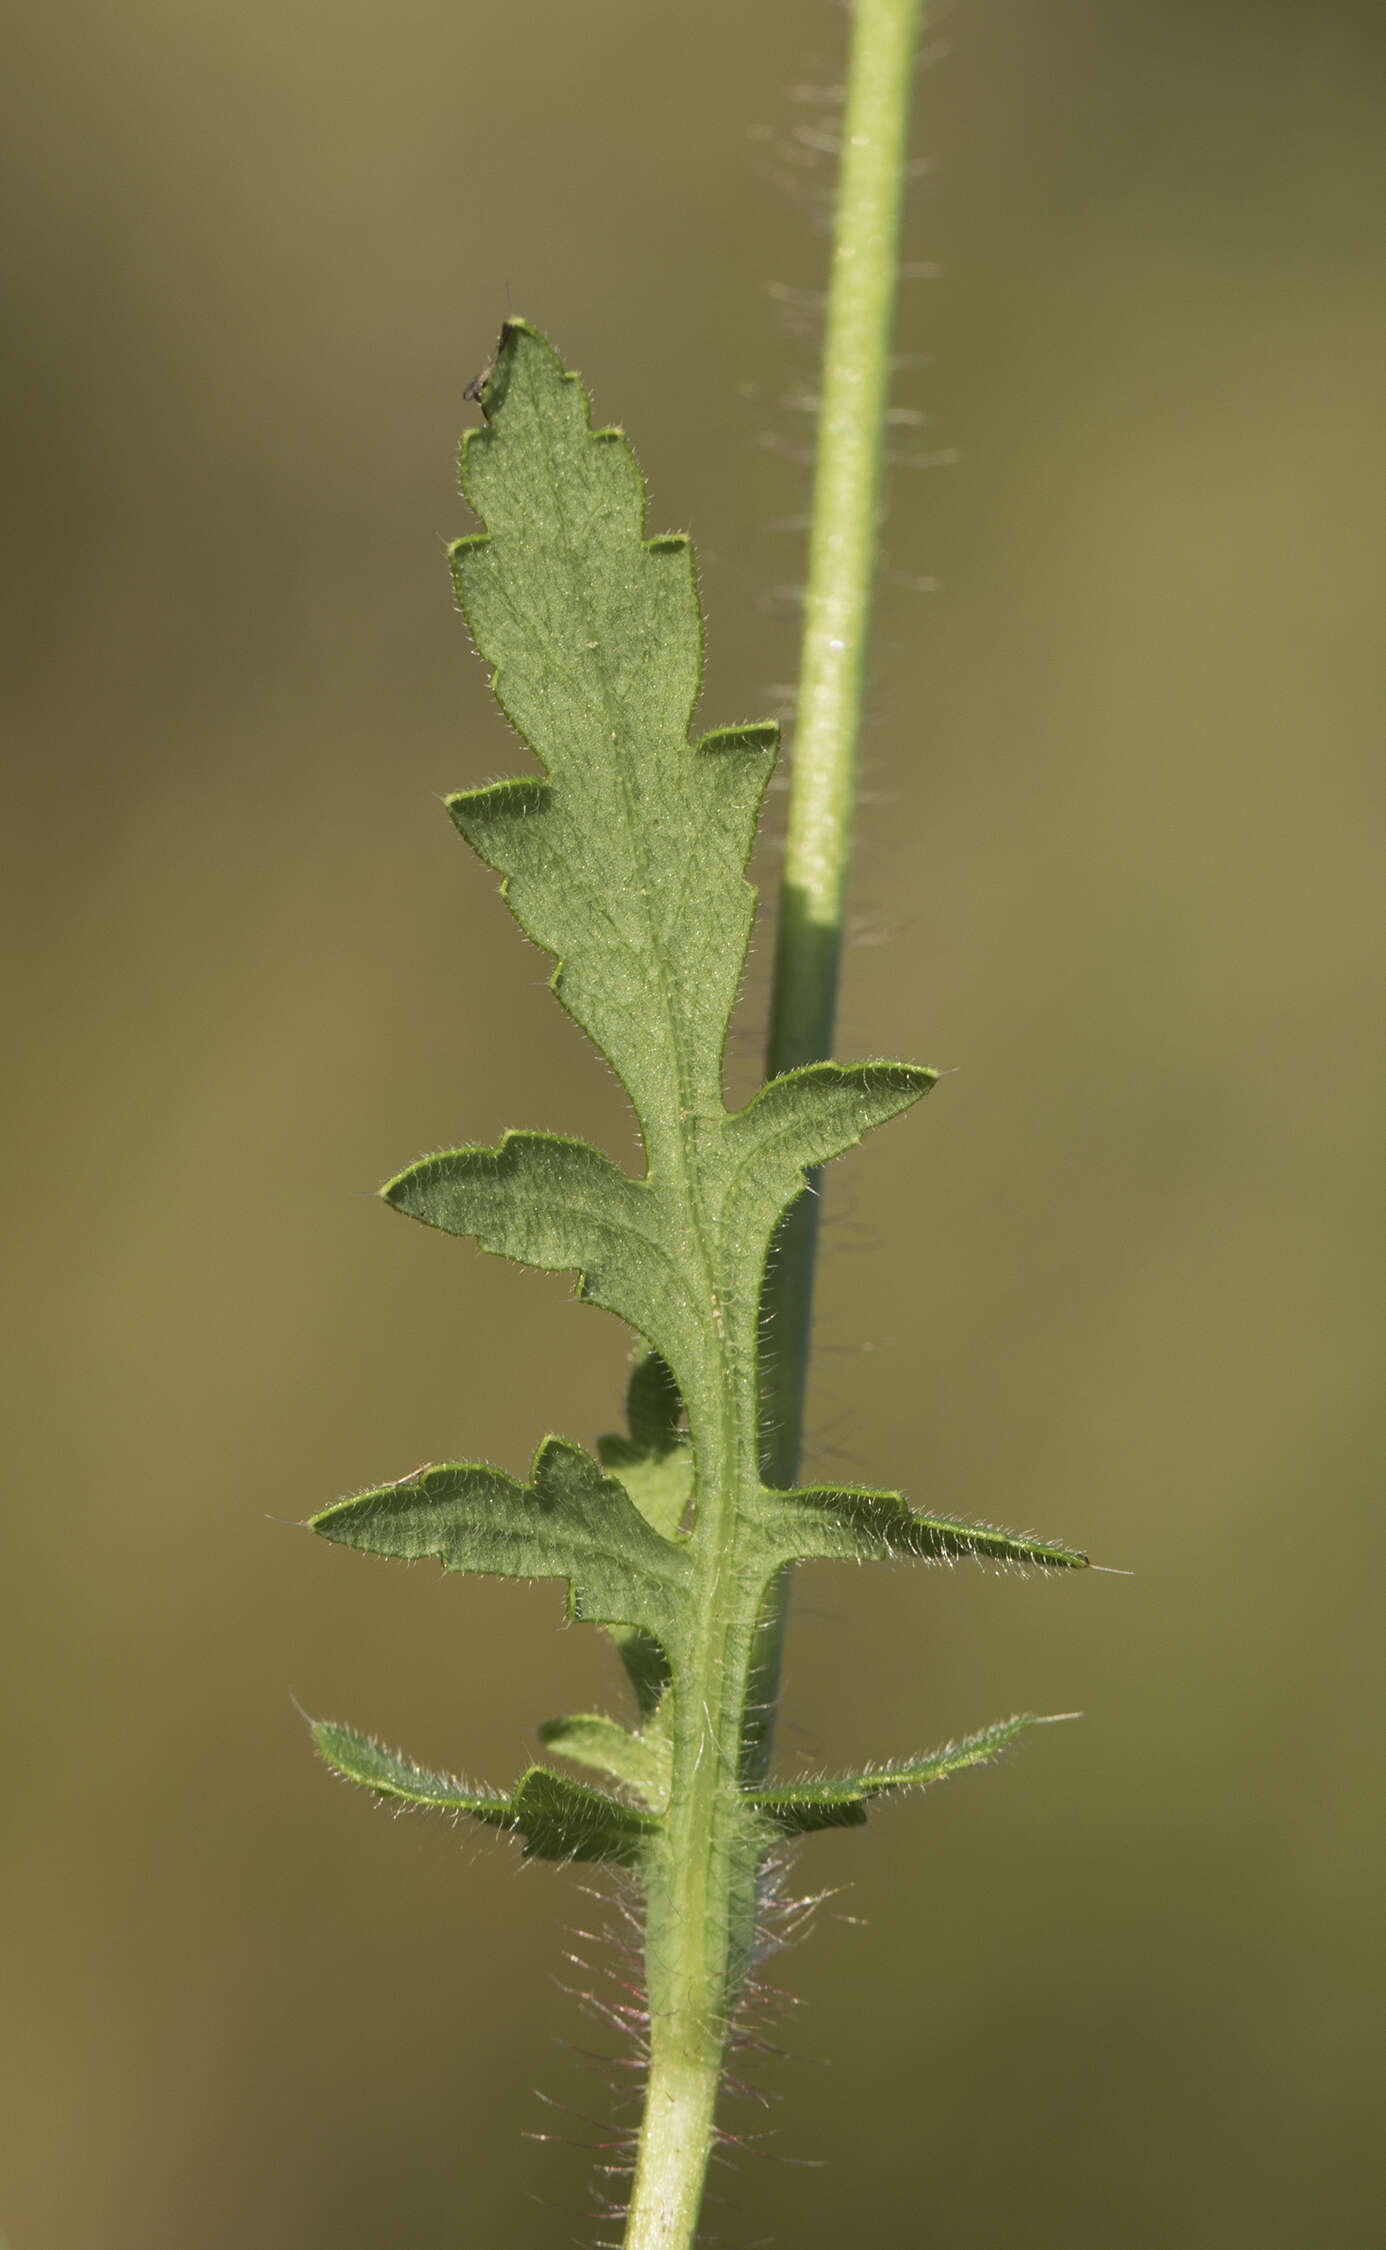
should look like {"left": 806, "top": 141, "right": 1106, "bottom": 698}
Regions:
{"left": 3, "top": 1, "right": 1384, "bottom": 2244}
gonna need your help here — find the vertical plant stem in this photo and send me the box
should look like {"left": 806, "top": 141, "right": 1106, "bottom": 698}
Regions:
{"left": 625, "top": 9, "right": 925, "bottom": 2244}
{"left": 624, "top": 8, "right": 924, "bottom": 2242}
{"left": 751, "top": 0, "right": 925, "bottom": 1756}
{"left": 621, "top": 2012, "right": 723, "bottom": 2250}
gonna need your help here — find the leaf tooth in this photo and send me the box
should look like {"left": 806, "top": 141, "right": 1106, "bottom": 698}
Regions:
{"left": 445, "top": 776, "right": 554, "bottom": 872}
{"left": 692, "top": 717, "right": 780, "bottom": 767}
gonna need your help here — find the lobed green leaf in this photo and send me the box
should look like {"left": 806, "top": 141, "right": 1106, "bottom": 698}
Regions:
{"left": 306, "top": 321, "right": 1088, "bottom": 1918}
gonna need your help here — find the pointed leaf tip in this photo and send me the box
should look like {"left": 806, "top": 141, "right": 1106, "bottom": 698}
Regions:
{"left": 311, "top": 1718, "right": 505, "bottom": 1819}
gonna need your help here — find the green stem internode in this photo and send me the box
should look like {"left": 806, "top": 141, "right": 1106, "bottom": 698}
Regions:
{"left": 622, "top": 2029, "right": 722, "bottom": 2250}
{"left": 755, "top": 0, "right": 924, "bottom": 1725}
{"left": 768, "top": 0, "right": 925, "bottom": 1082}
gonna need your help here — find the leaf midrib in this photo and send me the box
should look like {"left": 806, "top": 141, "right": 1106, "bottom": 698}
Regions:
{"left": 525, "top": 392, "right": 732, "bottom": 1438}
{"left": 522, "top": 387, "right": 770, "bottom": 2035}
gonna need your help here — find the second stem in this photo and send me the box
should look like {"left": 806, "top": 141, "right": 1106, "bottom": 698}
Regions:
{"left": 753, "top": 0, "right": 925, "bottom": 1748}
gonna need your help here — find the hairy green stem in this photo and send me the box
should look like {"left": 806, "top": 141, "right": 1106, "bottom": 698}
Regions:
{"left": 622, "top": 2027, "right": 721, "bottom": 2250}
{"left": 772, "top": 0, "right": 926, "bottom": 1072}
{"left": 625, "top": 5, "right": 925, "bottom": 2242}
{"left": 753, "top": 0, "right": 925, "bottom": 1734}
